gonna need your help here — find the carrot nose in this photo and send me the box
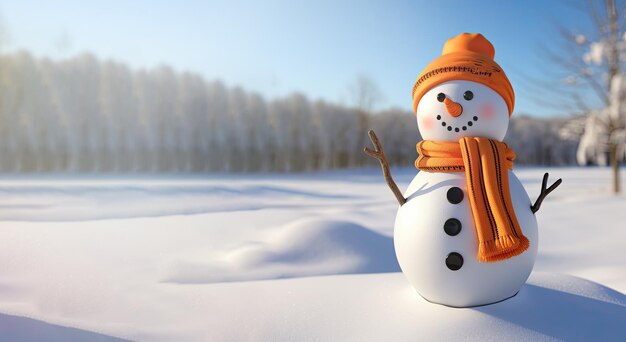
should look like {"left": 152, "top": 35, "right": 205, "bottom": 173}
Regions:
{"left": 444, "top": 97, "right": 463, "bottom": 117}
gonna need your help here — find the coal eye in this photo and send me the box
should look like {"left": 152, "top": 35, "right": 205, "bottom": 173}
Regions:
{"left": 463, "top": 91, "right": 474, "bottom": 101}
{"left": 437, "top": 93, "right": 446, "bottom": 102}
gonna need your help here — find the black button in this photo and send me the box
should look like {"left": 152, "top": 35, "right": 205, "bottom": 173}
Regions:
{"left": 446, "top": 252, "right": 463, "bottom": 271}
{"left": 447, "top": 187, "right": 464, "bottom": 204}
{"left": 444, "top": 218, "right": 462, "bottom": 236}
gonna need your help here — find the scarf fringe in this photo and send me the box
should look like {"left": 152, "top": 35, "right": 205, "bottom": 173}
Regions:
{"left": 478, "top": 235, "right": 530, "bottom": 262}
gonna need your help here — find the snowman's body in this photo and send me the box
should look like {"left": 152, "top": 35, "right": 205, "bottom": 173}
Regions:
{"left": 395, "top": 170, "right": 538, "bottom": 307}
{"left": 395, "top": 78, "right": 539, "bottom": 307}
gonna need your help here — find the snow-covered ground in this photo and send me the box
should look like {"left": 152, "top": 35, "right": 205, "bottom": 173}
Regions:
{"left": 0, "top": 167, "right": 624, "bottom": 341}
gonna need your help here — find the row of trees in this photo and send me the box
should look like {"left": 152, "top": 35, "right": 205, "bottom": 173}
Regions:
{"left": 0, "top": 51, "right": 577, "bottom": 173}
{"left": 0, "top": 51, "right": 414, "bottom": 172}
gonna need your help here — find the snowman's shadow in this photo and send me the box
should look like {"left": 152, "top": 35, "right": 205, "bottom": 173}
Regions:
{"left": 473, "top": 281, "right": 626, "bottom": 341}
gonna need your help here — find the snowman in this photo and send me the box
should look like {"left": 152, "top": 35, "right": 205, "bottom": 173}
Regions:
{"left": 365, "top": 33, "right": 561, "bottom": 307}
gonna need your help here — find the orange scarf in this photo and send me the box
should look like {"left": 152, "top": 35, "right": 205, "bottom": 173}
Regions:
{"left": 415, "top": 137, "right": 529, "bottom": 262}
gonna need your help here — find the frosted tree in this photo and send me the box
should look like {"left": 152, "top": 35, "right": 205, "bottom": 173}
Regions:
{"left": 369, "top": 109, "right": 419, "bottom": 166}
{"left": 176, "top": 73, "right": 208, "bottom": 172}
{"left": 608, "top": 74, "right": 626, "bottom": 161}
{"left": 133, "top": 69, "right": 157, "bottom": 171}
{"left": 11, "top": 53, "right": 42, "bottom": 171}
{"left": 245, "top": 92, "right": 270, "bottom": 171}
{"left": 99, "top": 60, "right": 136, "bottom": 171}
{"left": 312, "top": 100, "right": 359, "bottom": 169}
{"left": 347, "top": 74, "right": 384, "bottom": 165}
{"left": 576, "top": 110, "right": 609, "bottom": 165}
{"left": 151, "top": 66, "right": 178, "bottom": 171}
{"left": 285, "top": 93, "right": 315, "bottom": 171}
{"left": 543, "top": 0, "right": 626, "bottom": 192}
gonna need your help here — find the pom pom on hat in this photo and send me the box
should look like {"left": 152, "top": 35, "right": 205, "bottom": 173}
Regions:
{"left": 412, "top": 33, "right": 515, "bottom": 115}
{"left": 442, "top": 33, "right": 495, "bottom": 58}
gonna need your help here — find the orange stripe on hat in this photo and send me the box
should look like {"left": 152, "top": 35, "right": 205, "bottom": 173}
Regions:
{"left": 412, "top": 33, "right": 515, "bottom": 116}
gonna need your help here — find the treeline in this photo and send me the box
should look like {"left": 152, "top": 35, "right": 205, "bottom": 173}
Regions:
{"left": 504, "top": 115, "right": 579, "bottom": 166}
{"left": 0, "top": 51, "right": 576, "bottom": 173}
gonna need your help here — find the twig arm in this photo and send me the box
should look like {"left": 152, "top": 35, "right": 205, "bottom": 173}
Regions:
{"left": 364, "top": 130, "right": 406, "bottom": 206}
{"left": 531, "top": 172, "right": 562, "bottom": 214}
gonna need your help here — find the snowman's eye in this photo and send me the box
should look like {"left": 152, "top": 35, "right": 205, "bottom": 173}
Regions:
{"left": 463, "top": 91, "right": 474, "bottom": 101}
{"left": 437, "top": 93, "right": 446, "bottom": 102}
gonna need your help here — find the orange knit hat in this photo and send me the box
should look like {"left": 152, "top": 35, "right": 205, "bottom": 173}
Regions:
{"left": 412, "top": 33, "right": 515, "bottom": 115}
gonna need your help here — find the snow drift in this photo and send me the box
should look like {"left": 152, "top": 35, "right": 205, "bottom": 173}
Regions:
{"left": 160, "top": 218, "right": 400, "bottom": 283}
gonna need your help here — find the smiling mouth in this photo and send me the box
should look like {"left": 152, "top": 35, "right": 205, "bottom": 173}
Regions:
{"left": 437, "top": 114, "right": 478, "bottom": 133}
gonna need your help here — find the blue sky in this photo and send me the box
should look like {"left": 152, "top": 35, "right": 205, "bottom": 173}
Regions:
{"left": 0, "top": 0, "right": 597, "bottom": 117}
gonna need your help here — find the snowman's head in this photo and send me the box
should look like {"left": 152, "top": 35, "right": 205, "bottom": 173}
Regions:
{"left": 416, "top": 80, "right": 509, "bottom": 141}
{"left": 411, "top": 33, "right": 514, "bottom": 142}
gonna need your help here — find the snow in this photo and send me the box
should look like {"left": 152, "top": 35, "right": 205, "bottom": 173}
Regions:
{"left": 0, "top": 313, "right": 127, "bottom": 342}
{"left": 197, "top": 272, "right": 625, "bottom": 341}
{"left": 583, "top": 41, "right": 606, "bottom": 65}
{"left": 161, "top": 219, "right": 400, "bottom": 284}
{"left": 0, "top": 167, "right": 624, "bottom": 341}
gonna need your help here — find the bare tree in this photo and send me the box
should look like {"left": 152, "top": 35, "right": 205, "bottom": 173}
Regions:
{"left": 541, "top": 0, "right": 626, "bottom": 193}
